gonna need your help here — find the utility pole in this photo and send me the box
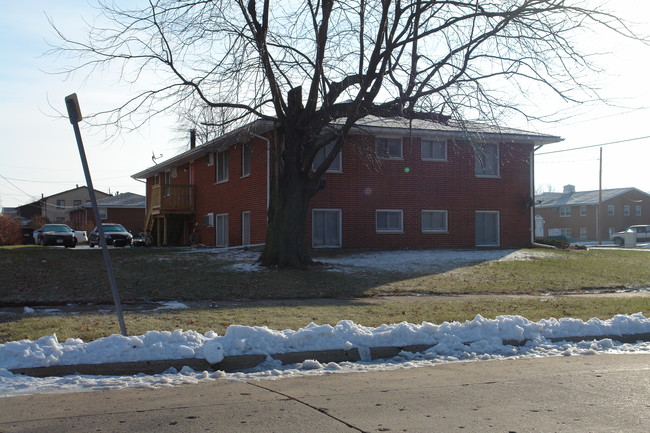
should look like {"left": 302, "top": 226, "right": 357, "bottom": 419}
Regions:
{"left": 597, "top": 147, "right": 603, "bottom": 245}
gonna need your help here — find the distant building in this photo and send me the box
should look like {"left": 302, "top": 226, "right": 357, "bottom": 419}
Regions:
{"left": 67, "top": 192, "right": 146, "bottom": 233}
{"left": 535, "top": 184, "right": 650, "bottom": 242}
{"left": 12, "top": 186, "right": 111, "bottom": 225}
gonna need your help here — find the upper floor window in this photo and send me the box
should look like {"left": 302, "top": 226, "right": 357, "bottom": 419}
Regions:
{"left": 313, "top": 142, "right": 342, "bottom": 173}
{"left": 560, "top": 206, "right": 571, "bottom": 217}
{"left": 376, "top": 137, "right": 403, "bottom": 159}
{"left": 56, "top": 200, "right": 65, "bottom": 209}
{"left": 580, "top": 206, "right": 587, "bottom": 216}
{"left": 607, "top": 205, "right": 615, "bottom": 216}
{"left": 474, "top": 142, "right": 499, "bottom": 177}
{"left": 242, "top": 143, "right": 251, "bottom": 177}
{"left": 624, "top": 205, "right": 630, "bottom": 216}
{"left": 216, "top": 150, "right": 229, "bottom": 183}
{"left": 421, "top": 140, "right": 447, "bottom": 161}
{"left": 636, "top": 205, "right": 642, "bottom": 217}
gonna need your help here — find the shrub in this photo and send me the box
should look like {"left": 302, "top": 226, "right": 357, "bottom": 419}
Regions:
{"left": 0, "top": 214, "right": 22, "bottom": 245}
{"left": 535, "top": 237, "right": 569, "bottom": 249}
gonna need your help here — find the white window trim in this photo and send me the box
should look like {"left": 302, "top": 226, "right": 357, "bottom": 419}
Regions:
{"left": 421, "top": 210, "right": 448, "bottom": 233}
{"left": 474, "top": 142, "right": 500, "bottom": 178}
{"left": 215, "top": 213, "right": 229, "bottom": 247}
{"left": 312, "top": 209, "right": 342, "bottom": 248}
{"left": 624, "top": 205, "right": 630, "bottom": 216}
{"left": 475, "top": 211, "right": 500, "bottom": 247}
{"left": 580, "top": 206, "right": 587, "bottom": 217}
{"left": 560, "top": 206, "right": 571, "bottom": 217}
{"left": 420, "top": 139, "right": 448, "bottom": 162}
{"left": 241, "top": 143, "right": 251, "bottom": 178}
{"left": 313, "top": 142, "right": 343, "bottom": 173}
{"left": 607, "top": 205, "right": 615, "bottom": 216}
{"left": 376, "top": 209, "right": 404, "bottom": 233}
{"left": 375, "top": 136, "right": 404, "bottom": 160}
{"left": 241, "top": 211, "right": 251, "bottom": 246}
{"left": 216, "top": 150, "right": 229, "bottom": 184}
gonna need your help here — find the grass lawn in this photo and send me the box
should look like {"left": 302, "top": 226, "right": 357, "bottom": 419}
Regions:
{"left": 1, "top": 245, "right": 649, "bottom": 343}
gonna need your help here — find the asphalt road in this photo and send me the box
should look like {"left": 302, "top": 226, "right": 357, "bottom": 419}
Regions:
{"left": 1, "top": 353, "right": 648, "bottom": 432}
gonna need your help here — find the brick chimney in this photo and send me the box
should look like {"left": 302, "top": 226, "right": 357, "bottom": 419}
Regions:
{"left": 563, "top": 184, "right": 575, "bottom": 195}
{"left": 190, "top": 129, "right": 196, "bottom": 149}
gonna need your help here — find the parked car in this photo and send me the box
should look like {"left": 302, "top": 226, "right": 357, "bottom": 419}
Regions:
{"left": 89, "top": 223, "right": 133, "bottom": 247}
{"left": 73, "top": 230, "right": 88, "bottom": 244}
{"left": 35, "top": 224, "right": 77, "bottom": 248}
{"left": 610, "top": 225, "right": 650, "bottom": 246}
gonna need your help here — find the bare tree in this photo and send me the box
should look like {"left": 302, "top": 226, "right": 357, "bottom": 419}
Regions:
{"left": 50, "top": 0, "right": 642, "bottom": 267}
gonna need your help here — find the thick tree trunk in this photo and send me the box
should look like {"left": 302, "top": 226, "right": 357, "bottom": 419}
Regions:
{"left": 260, "top": 171, "right": 314, "bottom": 268}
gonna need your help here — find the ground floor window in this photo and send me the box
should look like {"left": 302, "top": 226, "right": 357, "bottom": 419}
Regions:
{"left": 376, "top": 210, "right": 403, "bottom": 233}
{"left": 580, "top": 227, "right": 587, "bottom": 239}
{"left": 242, "top": 211, "right": 250, "bottom": 246}
{"left": 475, "top": 211, "right": 499, "bottom": 246}
{"left": 422, "top": 210, "right": 448, "bottom": 232}
{"left": 216, "top": 213, "right": 228, "bottom": 247}
{"left": 312, "top": 209, "right": 341, "bottom": 247}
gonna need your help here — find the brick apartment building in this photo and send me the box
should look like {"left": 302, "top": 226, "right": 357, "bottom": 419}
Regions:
{"left": 132, "top": 116, "right": 561, "bottom": 248}
{"left": 535, "top": 184, "right": 650, "bottom": 242}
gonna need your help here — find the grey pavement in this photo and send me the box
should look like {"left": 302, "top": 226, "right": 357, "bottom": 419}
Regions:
{"left": 1, "top": 353, "right": 649, "bottom": 432}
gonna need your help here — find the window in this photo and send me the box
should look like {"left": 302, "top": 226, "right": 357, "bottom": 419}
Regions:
{"left": 376, "top": 137, "right": 403, "bottom": 159}
{"left": 313, "top": 142, "right": 342, "bottom": 173}
{"left": 636, "top": 205, "right": 642, "bottom": 217}
{"left": 376, "top": 210, "right": 403, "bottom": 233}
{"left": 474, "top": 143, "right": 499, "bottom": 177}
{"left": 580, "top": 206, "right": 587, "bottom": 216}
{"left": 242, "top": 211, "right": 251, "bottom": 246}
{"left": 560, "top": 228, "right": 572, "bottom": 238}
{"left": 607, "top": 205, "right": 615, "bottom": 216}
{"left": 580, "top": 227, "right": 588, "bottom": 239}
{"left": 171, "top": 167, "right": 178, "bottom": 178}
{"left": 215, "top": 214, "right": 228, "bottom": 247}
{"left": 205, "top": 152, "right": 214, "bottom": 166}
{"left": 216, "top": 150, "right": 229, "bottom": 183}
{"left": 608, "top": 227, "right": 616, "bottom": 237}
{"left": 73, "top": 200, "right": 82, "bottom": 207}
{"left": 99, "top": 207, "right": 108, "bottom": 220}
{"left": 475, "top": 211, "right": 499, "bottom": 246}
{"left": 560, "top": 207, "right": 571, "bottom": 217}
{"left": 421, "top": 140, "right": 447, "bottom": 161}
{"left": 241, "top": 143, "right": 251, "bottom": 177}
{"left": 56, "top": 200, "right": 65, "bottom": 209}
{"left": 624, "top": 205, "right": 630, "bottom": 216}
{"left": 312, "top": 209, "right": 342, "bottom": 248}
{"left": 422, "top": 210, "right": 448, "bottom": 232}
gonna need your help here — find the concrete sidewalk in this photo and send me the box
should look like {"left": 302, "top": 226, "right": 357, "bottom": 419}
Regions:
{"left": 2, "top": 353, "right": 648, "bottom": 432}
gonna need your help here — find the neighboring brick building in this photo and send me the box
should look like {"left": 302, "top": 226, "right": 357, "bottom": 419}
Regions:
{"left": 536, "top": 185, "right": 650, "bottom": 242}
{"left": 67, "top": 192, "right": 146, "bottom": 233}
{"left": 132, "top": 116, "right": 561, "bottom": 248}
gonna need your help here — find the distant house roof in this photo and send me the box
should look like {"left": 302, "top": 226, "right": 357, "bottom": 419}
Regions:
{"left": 69, "top": 192, "right": 145, "bottom": 211}
{"left": 40, "top": 186, "right": 110, "bottom": 201}
{"left": 132, "top": 116, "right": 562, "bottom": 179}
{"left": 536, "top": 187, "right": 649, "bottom": 208}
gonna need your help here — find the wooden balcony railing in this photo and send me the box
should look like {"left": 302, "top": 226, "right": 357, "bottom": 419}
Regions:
{"left": 149, "top": 184, "right": 195, "bottom": 215}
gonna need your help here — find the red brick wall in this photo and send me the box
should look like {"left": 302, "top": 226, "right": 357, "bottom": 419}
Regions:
{"left": 309, "top": 135, "right": 533, "bottom": 248}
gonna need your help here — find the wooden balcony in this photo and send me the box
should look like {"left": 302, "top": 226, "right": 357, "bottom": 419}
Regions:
{"left": 149, "top": 184, "right": 195, "bottom": 216}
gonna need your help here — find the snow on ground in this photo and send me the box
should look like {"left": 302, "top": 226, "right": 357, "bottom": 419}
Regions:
{"left": 1, "top": 314, "right": 650, "bottom": 397}
{"left": 1, "top": 248, "right": 649, "bottom": 397}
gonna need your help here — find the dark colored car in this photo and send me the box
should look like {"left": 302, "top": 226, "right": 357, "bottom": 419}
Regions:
{"left": 36, "top": 224, "right": 77, "bottom": 248}
{"left": 89, "top": 223, "right": 133, "bottom": 247}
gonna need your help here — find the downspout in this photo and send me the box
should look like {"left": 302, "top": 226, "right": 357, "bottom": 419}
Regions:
{"left": 531, "top": 141, "right": 542, "bottom": 247}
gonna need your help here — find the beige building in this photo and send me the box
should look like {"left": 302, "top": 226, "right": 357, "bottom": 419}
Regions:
{"left": 18, "top": 186, "right": 111, "bottom": 224}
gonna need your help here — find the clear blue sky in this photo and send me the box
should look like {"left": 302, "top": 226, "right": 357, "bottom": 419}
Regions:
{"left": 1, "top": 1, "right": 649, "bottom": 209}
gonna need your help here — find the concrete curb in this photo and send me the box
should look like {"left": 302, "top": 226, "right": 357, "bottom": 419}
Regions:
{"left": 9, "top": 333, "right": 650, "bottom": 378}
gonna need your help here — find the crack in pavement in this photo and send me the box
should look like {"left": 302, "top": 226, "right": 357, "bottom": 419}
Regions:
{"left": 247, "top": 381, "right": 369, "bottom": 433}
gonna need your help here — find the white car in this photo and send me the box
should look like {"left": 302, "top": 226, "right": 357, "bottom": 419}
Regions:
{"left": 73, "top": 230, "right": 88, "bottom": 244}
{"left": 610, "top": 225, "right": 650, "bottom": 246}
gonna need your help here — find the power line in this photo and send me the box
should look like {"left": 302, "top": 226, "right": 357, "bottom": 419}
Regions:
{"left": 536, "top": 135, "right": 650, "bottom": 155}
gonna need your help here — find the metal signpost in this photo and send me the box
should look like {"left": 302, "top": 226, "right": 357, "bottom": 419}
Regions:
{"left": 65, "top": 93, "right": 128, "bottom": 336}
